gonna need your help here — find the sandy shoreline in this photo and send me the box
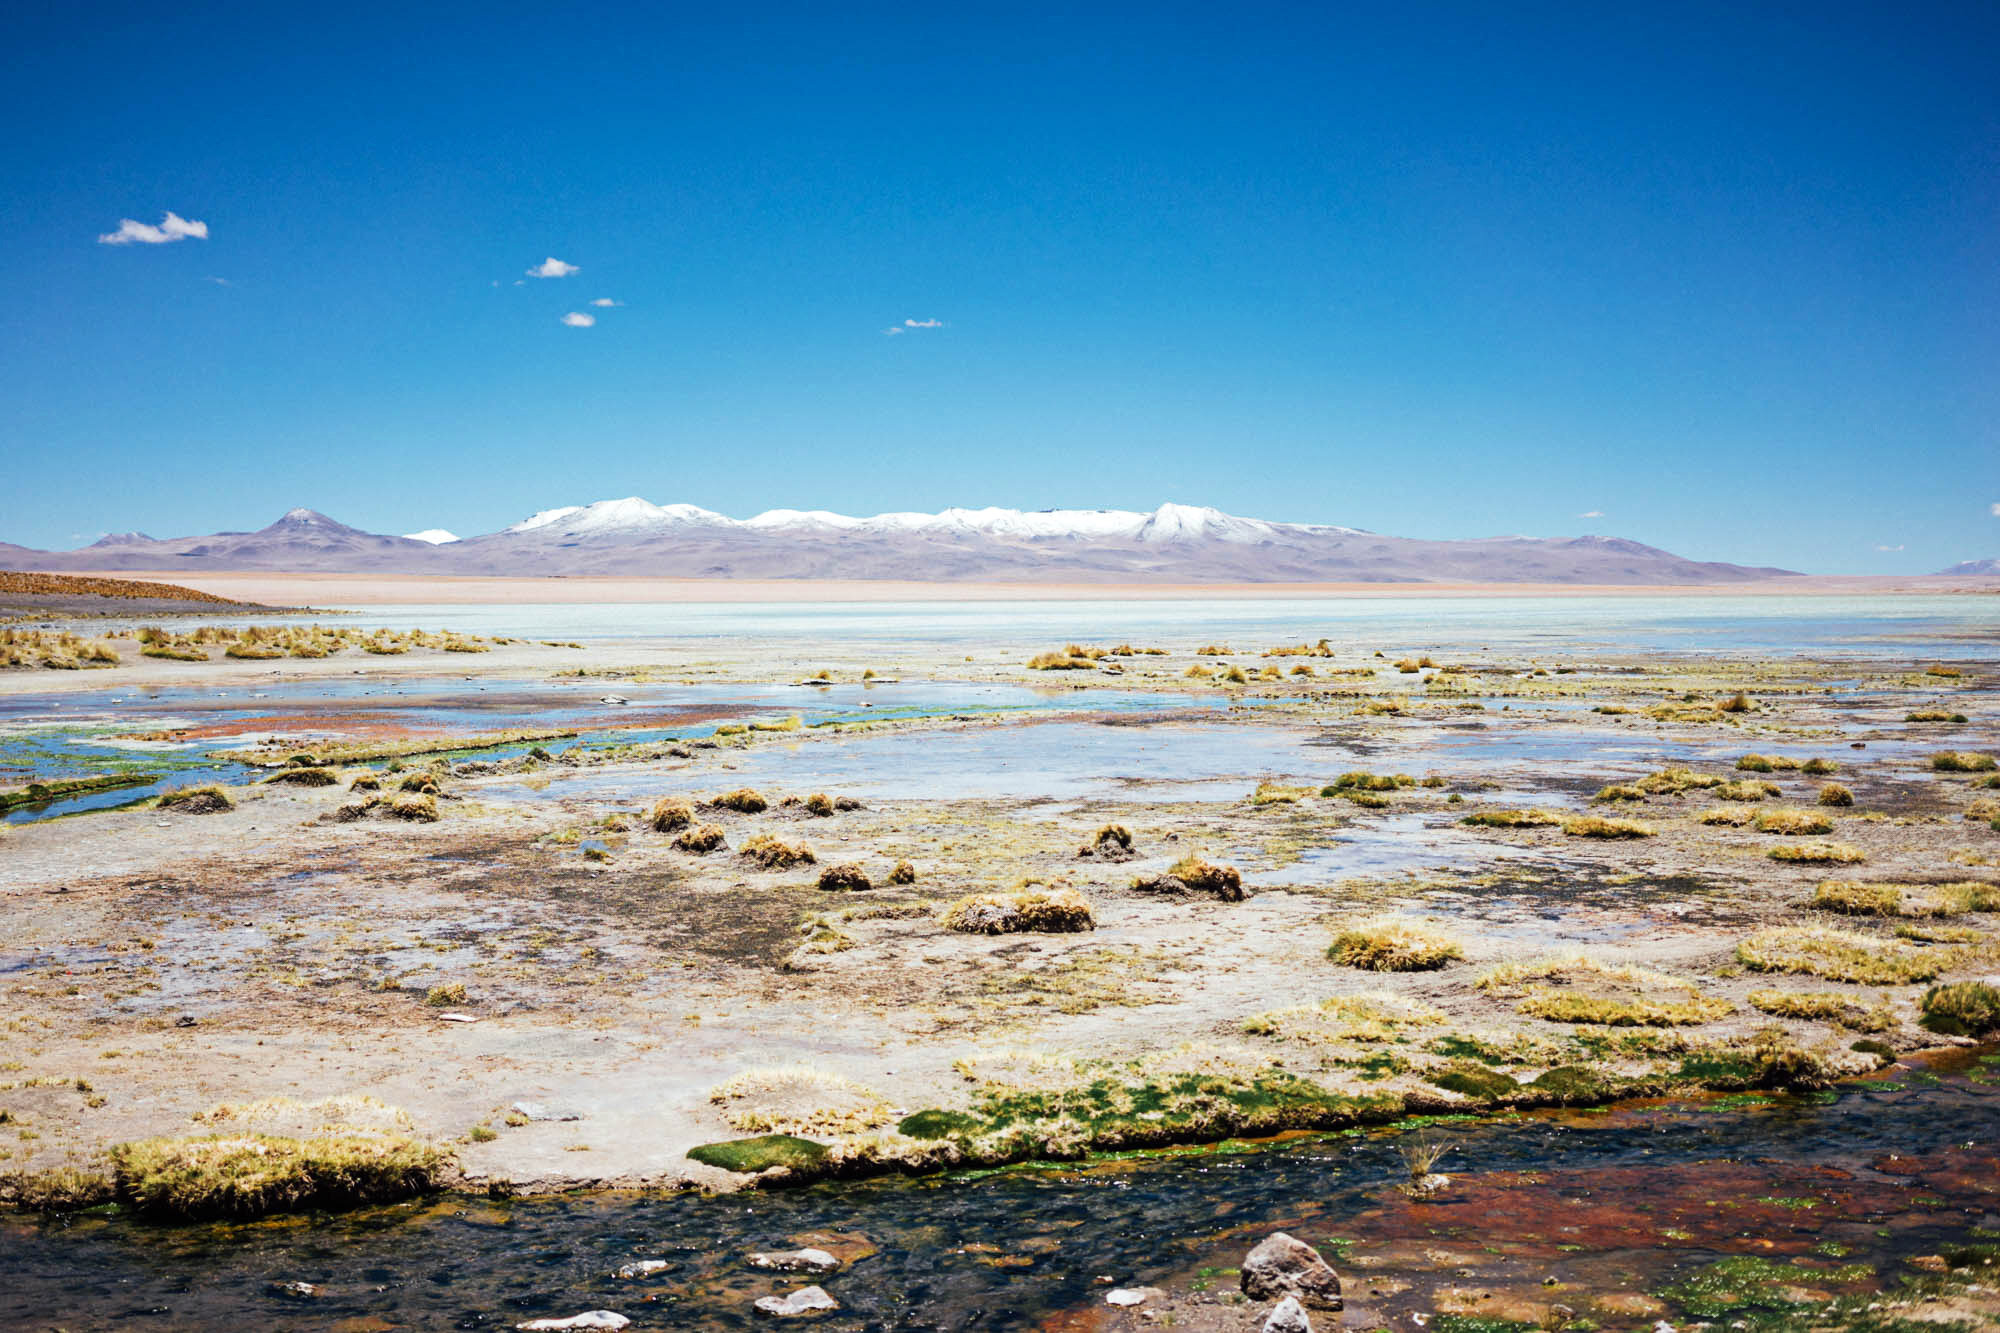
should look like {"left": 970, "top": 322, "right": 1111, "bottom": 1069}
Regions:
{"left": 12, "top": 568, "right": 1998, "bottom": 605}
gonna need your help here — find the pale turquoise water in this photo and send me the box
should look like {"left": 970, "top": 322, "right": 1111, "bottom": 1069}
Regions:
{"left": 54, "top": 593, "right": 2000, "bottom": 657}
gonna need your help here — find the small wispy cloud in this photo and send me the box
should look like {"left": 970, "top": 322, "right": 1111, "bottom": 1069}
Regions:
{"left": 206, "top": 275, "right": 231, "bottom": 286}
{"left": 589, "top": 297, "right": 620, "bottom": 307}
{"left": 885, "top": 317, "right": 945, "bottom": 336}
{"left": 528, "top": 257, "right": 580, "bottom": 278}
{"left": 98, "top": 211, "right": 208, "bottom": 245}
{"left": 1990, "top": 501, "right": 2000, "bottom": 517}
{"left": 1577, "top": 510, "right": 1604, "bottom": 519}
{"left": 1874, "top": 543, "right": 1905, "bottom": 552}
{"left": 560, "top": 312, "right": 595, "bottom": 328}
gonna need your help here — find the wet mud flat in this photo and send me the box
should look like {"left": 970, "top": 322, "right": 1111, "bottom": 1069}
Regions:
{"left": 0, "top": 632, "right": 1997, "bottom": 1326}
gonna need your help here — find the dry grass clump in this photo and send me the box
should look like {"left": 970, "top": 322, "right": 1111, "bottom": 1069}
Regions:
{"left": 386, "top": 792, "right": 438, "bottom": 822}
{"left": 264, "top": 766, "right": 338, "bottom": 787}
{"left": 1925, "top": 664, "right": 1965, "bottom": 678}
{"left": 1907, "top": 710, "right": 1969, "bottom": 723}
{"left": 1242, "top": 992, "right": 1444, "bottom": 1046}
{"left": 648, "top": 797, "right": 694, "bottom": 832}
{"left": 673, "top": 824, "right": 726, "bottom": 853}
{"left": 157, "top": 784, "right": 233, "bottom": 814}
{"left": 887, "top": 860, "right": 917, "bottom": 885}
{"left": 423, "top": 982, "right": 467, "bottom": 1007}
{"left": 1753, "top": 808, "right": 1834, "bottom": 836}
{"left": 944, "top": 886, "right": 1095, "bottom": 935}
{"left": 1460, "top": 808, "right": 1563, "bottom": 828}
{"left": 708, "top": 1065, "right": 891, "bottom": 1136}
{"left": 1918, "top": 981, "right": 2000, "bottom": 1037}
{"left": 1327, "top": 916, "right": 1462, "bottom": 972}
{"left": 348, "top": 772, "right": 381, "bottom": 792}
{"left": 1714, "top": 779, "right": 1781, "bottom": 801}
{"left": 1747, "top": 989, "right": 1896, "bottom": 1031}
{"left": 1027, "top": 647, "right": 1100, "bottom": 671}
{"left": 1634, "top": 766, "right": 1724, "bottom": 794}
{"left": 1593, "top": 784, "right": 1648, "bottom": 802}
{"left": 1165, "top": 854, "right": 1244, "bottom": 900}
{"left": 1717, "top": 692, "right": 1755, "bottom": 713}
{"left": 1737, "top": 926, "right": 1941, "bottom": 984}
{"left": 1478, "top": 956, "right": 1732, "bottom": 1026}
{"left": 1736, "top": 754, "right": 1801, "bottom": 772}
{"left": 741, "top": 834, "right": 816, "bottom": 869}
{"left": 1561, "top": 815, "right": 1654, "bottom": 839}
{"left": 1251, "top": 780, "right": 1310, "bottom": 805}
{"left": 1817, "top": 782, "right": 1854, "bottom": 807}
{"left": 1933, "top": 752, "right": 1998, "bottom": 773}
{"left": 1329, "top": 772, "right": 1413, "bottom": 792}
{"left": 711, "top": 787, "right": 769, "bottom": 812}
{"left": 397, "top": 771, "right": 440, "bottom": 795}
{"left": 1079, "top": 823, "right": 1134, "bottom": 858}
{"left": 803, "top": 792, "right": 836, "bottom": 817}
{"left": 1768, "top": 841, "right": 1865, "bottom": 864}
{"left": 1812, "top": 879, "right": 2000, "bottom": 917}
{"left": 1697, "top": 806, "right": 1756, "bottom": 826}
{"left": 107, "top": 1122, "right": 440, "bottom": 1220}
{"left": 815, "top": 863, "right": 871, "bottom": 892}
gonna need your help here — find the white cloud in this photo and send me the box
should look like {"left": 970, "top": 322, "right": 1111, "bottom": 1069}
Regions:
{"left": 904, "top": 318, "right": 942, "bottom": 328}
{"left": 1874, "top": 543, "right": 1905, "bottom": 552}
{"left": 1990, "top": 502, "right": 2000, "bottom": 517}
{"left": 589, "top": 297, "right": 619, "bottom": 307}
{"left": 882, "top": 326, "right": 904, "bottom": 336}
{"left": 561, "top": 312, "right": 595, "bottom": 327}
{"left": 98, "top": 211, "right": 208, "bottom": 245}
{"left": 528, "top": 257, "right": 580, "bottom": 278}
{"left": 205, "top": 275, "right": 230, "bottom": 285}
{"left": 1577, "top": 510, "right": 1604, "bottom": 519}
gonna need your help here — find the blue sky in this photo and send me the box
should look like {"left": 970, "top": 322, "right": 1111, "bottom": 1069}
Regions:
{"left": 3, "top": 2, "right": 1995, "bottom": 572}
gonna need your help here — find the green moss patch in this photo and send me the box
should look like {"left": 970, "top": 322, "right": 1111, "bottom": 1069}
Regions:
{"left": 686, "top": 1134, "right": 830, "bottom": 1174}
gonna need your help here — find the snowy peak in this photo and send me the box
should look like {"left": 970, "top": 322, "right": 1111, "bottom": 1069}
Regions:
{"left": 503, "top": 497, "right": 729, "bottom": 538}
{"left": 1941, "top": 557, "right": 2000, "bottom": 576}
{"left": 259, "top": 508, "right": 367, "bottom": 536}
{"left": 403, "top": 529, "right": 461, "bottom": 545}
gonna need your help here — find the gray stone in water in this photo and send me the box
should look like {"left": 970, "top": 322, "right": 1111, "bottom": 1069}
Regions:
{"left": 510, "top": 1101, "right": 582, "bottom": 1122}
{"left": 748, "top": 1248, "right": 839, "bottom": 1272}
{"left": 516, "top": 1313, "right": 630, "bottom": 1331}
{"left": 614, "top": 1259, "right": 668, "bottom": 1279}
{"left": 1264, "top": 1295, "right": 1313, "bottom": 1332}
{"left": 1241, "top": 1233, "right": 1343, "bottom": 1311}
{"left": 753, "top": 1285, "right": 839, "bottom": 1317}
{"left": 1105, "top": 1287, "right": 1160, "bottom": 1307}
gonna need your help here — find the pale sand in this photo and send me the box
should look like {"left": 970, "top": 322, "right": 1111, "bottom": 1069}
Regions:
{"left": 19, "top": 568, "right": 1996, "bottom": 605}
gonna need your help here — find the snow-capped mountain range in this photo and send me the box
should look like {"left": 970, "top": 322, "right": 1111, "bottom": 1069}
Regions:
{"left": 1, "top": 500, "right": 1806, "bottom": 583}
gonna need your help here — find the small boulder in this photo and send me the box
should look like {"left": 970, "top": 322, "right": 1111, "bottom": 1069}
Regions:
{"left": 614, "top": 1259, "right": 668, "bottom": 1279}
{"left": 1241, "top": 1233, "right": 1342, "bottom": 1311}
{"left": 1106, "top": 1287, "right": 1161, "bottom": 1307}
{"left": 1264, "top": 1296, "right": 1313, "bottom": 1333}
{"left": 753, "top": 1285, "right": 838, "bottom": 1317}
{"left": 749, "top": 1247, "right": 839, "bottom": 1273}
{"left": 517, "top": 1313, "right": 630, "bottom": 1331}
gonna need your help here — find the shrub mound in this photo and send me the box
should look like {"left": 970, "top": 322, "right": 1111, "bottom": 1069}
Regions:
{"left": 944, "top": 886, "right": 1095, "bottom": 934}
{"left": 741, "top": 834, "right": 816, "bottom": 869}
{"left": 1328, "top": 917, "right": 1462, "bottom": 972}
{"left": 158, "top": 785, "right": 233, "bottom": 814}
{"left": 648, "top": 798, "right": 694, "bottom": 832}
